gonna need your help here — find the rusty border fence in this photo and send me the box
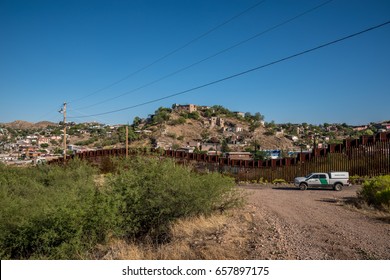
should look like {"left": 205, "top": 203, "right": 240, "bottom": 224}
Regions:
{"left": 50, "top": 132, "right": 390, "bottom": 182}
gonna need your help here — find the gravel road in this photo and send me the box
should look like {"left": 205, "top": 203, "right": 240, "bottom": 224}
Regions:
{"left": 241, "top": 184, "right": 390, "bottom": 260}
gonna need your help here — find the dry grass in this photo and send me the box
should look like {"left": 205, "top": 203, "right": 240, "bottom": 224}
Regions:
{"left": 343, "top": 197, "right": 390, "bottom": 223}
{"left": 94, "top": 210, "right": 258, "bottom": 260}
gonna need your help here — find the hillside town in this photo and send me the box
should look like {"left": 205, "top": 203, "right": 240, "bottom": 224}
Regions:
{"left": 1, "top": 104, "right": 389, "bottom": 165}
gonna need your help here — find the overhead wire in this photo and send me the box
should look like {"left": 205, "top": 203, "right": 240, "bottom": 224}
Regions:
{"left": 67, "top": 19, "right": 390, "bottom": 119}
{"left": 67, "top": 108, "right": 110, "bottom": 124}
{"left": 74, "top": 0, "right": 334, "bottom": 111}
{"left": 67, "top": 0, "right": 267, "bottom": 105}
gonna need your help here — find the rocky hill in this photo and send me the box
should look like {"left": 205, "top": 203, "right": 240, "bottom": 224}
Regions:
{"left": 129, "top": 105, "right": 295, "bottom": 151}
{"left": 4, "top": 104, "right": 380, "bottom": 153}
{"left": 1, "top": 120, "right": 57, "bottom": 130}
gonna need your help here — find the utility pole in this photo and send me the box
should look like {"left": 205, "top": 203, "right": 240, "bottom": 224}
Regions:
{"left": 125, "top": 125, "right": 129, "bottom": 158}
{"left": 62, "top": 102, "right": 67, "bottom": 161}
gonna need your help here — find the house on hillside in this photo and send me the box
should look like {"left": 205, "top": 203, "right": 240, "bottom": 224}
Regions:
{"left": 285, "top": 135, "right": 299, "bottom": 142}
{"left": 225, "top": 152, "right": 252, "bottom": 160}
{"left": 50, "top": 135, "right": 62, "bottom": 141}
{"left": 234, "top": 126, "right": 243, "bottom": 133}
{"left": 352, "top": 125, "right": 368, "bottom": 131}
{"left": 373, "top": 122, "right": 390, "bottom": 131}
{"left": 176, "top": 147, "right": 194, "bottom": 153}
{"left": 234, "top": 111, "right": 245, "bottom": 118}
{"left": 200, "top": 143, "right": 219, "bottom": 152}
{"left": 26, "top": 135, "right": 38, "bottom": 144}
{"left": 210, "top": 117, "right": 224, "bottom": 128}
{"left": 38, "top": 136, "right": 50, "bottom": 145}
{"left": 275, "top": 128, "right": 285, "bottom": 137}
{"left": 187, "top": 141, "right": 200, "bottom": 148}
{"left": 197, "top": 105, "right": 211, "bottom": 111}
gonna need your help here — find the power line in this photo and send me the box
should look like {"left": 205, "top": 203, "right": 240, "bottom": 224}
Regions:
{"left": 75, "top": 0, "right": 334, "bottom": 111}
{"left": 67, "top": 108, "right": 110, "bottom": 124}
{"left": 67, "top": 0, "right": 267, "bottom": 105}
{"left": 68, "top": 19, "right": 390, "bottom": 119}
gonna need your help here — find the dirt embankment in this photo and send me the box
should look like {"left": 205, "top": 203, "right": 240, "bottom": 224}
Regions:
{"left": 242, "top": 184, "right": 390, "bottom": 260}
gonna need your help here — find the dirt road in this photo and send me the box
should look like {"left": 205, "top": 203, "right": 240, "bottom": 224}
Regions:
{"left": 241, "top": 184, "right": 390, "bottom": 260}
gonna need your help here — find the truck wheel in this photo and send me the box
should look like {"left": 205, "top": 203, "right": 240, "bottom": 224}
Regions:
{"left": 299, "top": 183, "right": 307, "bottom": 191}
{"left": 334, "top": 183, "right": 343, "bottom": 191}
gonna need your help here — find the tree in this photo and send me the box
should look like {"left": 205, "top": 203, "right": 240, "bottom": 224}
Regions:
{"left": 200, "top": 129, "right": 210, "bottom": 142}
{"left": 250, "top": 139, "right": 261, "bottom": 151}
{"left": 253, "top": 150, "right": 267, "bottom": 161}
{"left": 171, "top": 144, "right": 180, "bottom": 150}
{"left": 249, "top": 122, "right": 261, "bottom": 132}
{"left": 254, "top": 112, "right": 264, "bottom": 122}
{"left": 211, "top": 105, "right": 232, "bottom": 116}
{"left": 132, "top": 116, "right": 141, "bottom": 127}
{"left": 118, "top": 126, "right": 138, "bottom": 142}
{"left": 266, "top": 120, "right": 276, "bottom": 129}
{"left": 221, "top": 139, "right": 230, "bottom": 153}
{"left": 153, "top": 107, "right": 171, "bottom": 124}
{"left": 40, "top": 143, "right": 49, "bottom": 148}
{"left": 188, "top": 111, "right": 200, "bottom": 120}
{"left": 203, "top": 109, "right": 212, "bottom": 118}
{"left": 53, "top": 147, "right": 63, "bottom": 155}
{"left": 364, "top": 129, "right": 374, "bottom": 136}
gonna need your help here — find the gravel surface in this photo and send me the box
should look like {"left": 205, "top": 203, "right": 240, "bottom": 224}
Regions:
{"left": 241, "top": 184, "right": 390, "bottom": 260}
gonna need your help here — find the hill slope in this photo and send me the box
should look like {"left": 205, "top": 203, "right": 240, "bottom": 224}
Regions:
{"left": 2, "top": 120, "right": 57, "bottom": 130}
{"left": 130, "top": 106, "right": 294, "bottom": 151}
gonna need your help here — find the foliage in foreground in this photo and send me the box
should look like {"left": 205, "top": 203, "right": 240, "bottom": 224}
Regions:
{"left": 358, "top": 175, "right": 390, "bottom": 209}
{"left": 0, "top": 157, "right": 242, "bottom": 259}
{"left": 0, "top": 160, "right": 114, "bottom": 259}
{"left": 108, "top": 157, "right": 242, "bottom": 240}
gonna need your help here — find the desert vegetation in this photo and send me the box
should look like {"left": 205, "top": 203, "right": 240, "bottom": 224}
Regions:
{"left": 0, "top": 157, "right": 243, "bottom": 259}
{"left": 358, "top": 175, "right": 390, "bottom": 210}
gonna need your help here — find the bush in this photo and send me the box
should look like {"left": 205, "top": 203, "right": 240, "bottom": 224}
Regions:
{"left": 349, "top": 175, "right": 366, "bottom": 185}
{"left": 108, "top": 157, "right": 243, "bottom": 240}
{"left": 40, "top": 143, "right": 49, "bottom": 148}
{"left": 169, "top": 117, "right": 186, "bottom": 126}
{"left": 358, "top": 175, "right": 390, "bottom": 209}
{"left": 0, "top": 157, "right": 244, "bottom": 259}
{"left": 272, "top": 179, "right": 286, "bottom": 184}
{"left": 0, "top": 160, "right": 116, "bottom": 259}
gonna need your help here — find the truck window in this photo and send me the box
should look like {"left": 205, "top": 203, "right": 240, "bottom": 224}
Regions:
{"left": 319, "top": 174, "right": 326, "bottom": 179}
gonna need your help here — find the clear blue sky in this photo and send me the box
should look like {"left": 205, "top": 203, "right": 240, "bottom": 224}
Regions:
{"left": 1, "top": 0, "right": 389, "bottom": 125}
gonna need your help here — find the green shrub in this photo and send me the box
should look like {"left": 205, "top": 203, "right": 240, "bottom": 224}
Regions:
{"left": 108, "top": 157, "right": 243, "bottom": 239}
{"left": 358, "top": 175, "right": 390, "bottom": 209}
{"left": 272, "top": 178, "right": 286, "bottom": 184}
{"left": 257, "top": 177, "right": 266, "bottom": 184}
{"left": 0, "top": 160, "right": 116, "bottom": 259}
{"left": 0, "top": 157, "right": 244, "bottom": 259}
{"left": 350, "top": 175, "right": 367, "bottom": 185}
{"left": 169, "top": 117, "right": 186, "bottom": 126}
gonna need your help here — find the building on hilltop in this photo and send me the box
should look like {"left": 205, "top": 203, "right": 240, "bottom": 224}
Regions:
{"left": 172, "top": 104, "right": 197, "bottom": 113}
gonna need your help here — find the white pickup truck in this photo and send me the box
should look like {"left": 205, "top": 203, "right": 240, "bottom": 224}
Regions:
{"left": 294, "top": 172, "right": 350, "bottom": 191}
